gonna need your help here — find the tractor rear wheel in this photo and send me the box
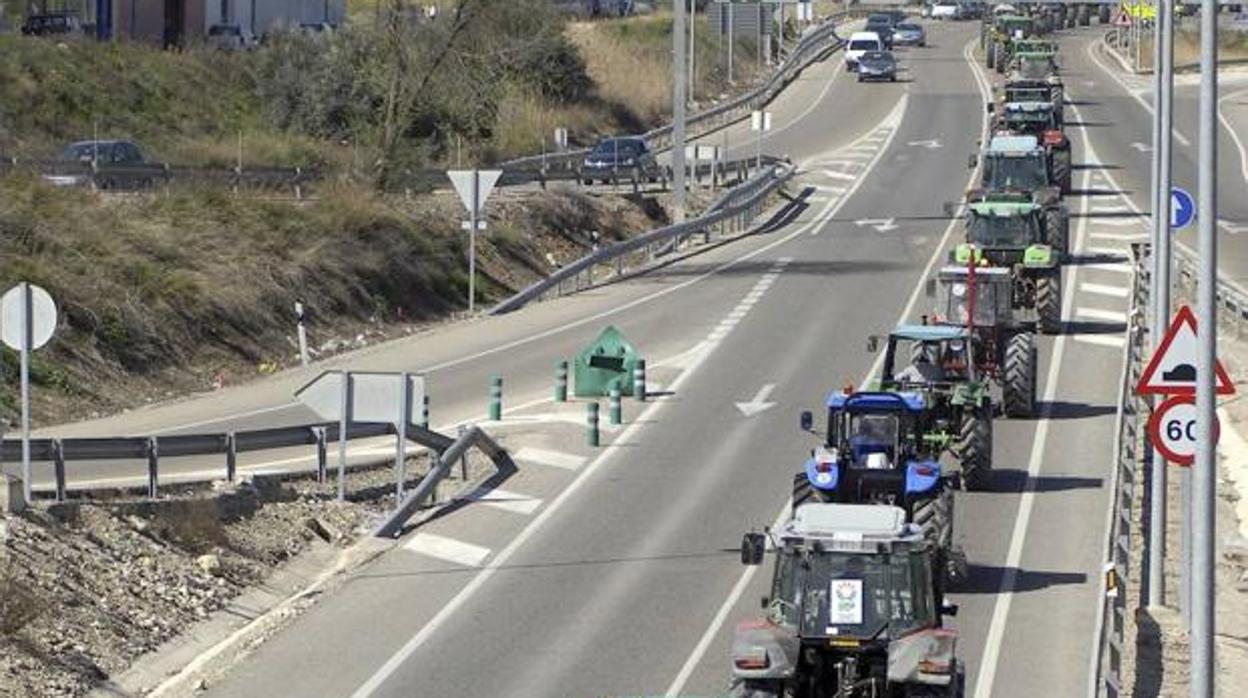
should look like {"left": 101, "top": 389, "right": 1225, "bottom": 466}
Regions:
{"left": 1078, "top": 5, "right": 1091, "bottom": 25}
{"left": 1003, "top": 332, "right": 1038, "bottom": 418}
{"left": 1099, "top": 5, "right": 1112, "bottom": 23}
{"left": 1052, "top": 147, "right": 1072, "bottom": 194}
{"left": 1044, "top": 206, "right": 1068, "bottom": 255}
{"left": 1037, "top": 270, "right": 1063, "bottom": 334}
{"left": 792, "top": 470, "right": 816, "bottom": 509}
{"left": 986, "top": 42, "right": 996, "bottom": 68}
{"left": 955, "top": 404, "right": 993, "bottom": 491}
{"left": 994, "top": 45, "right": 1005, "bottom": 73}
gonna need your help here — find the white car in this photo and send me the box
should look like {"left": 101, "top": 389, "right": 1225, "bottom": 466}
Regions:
{"left": 845, "top": 31, "right": 883, "bottom": 71}
{"left": 930, "top": 1, "right": 962, "bottom": 18}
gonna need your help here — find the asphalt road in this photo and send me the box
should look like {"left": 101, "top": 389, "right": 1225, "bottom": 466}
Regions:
{"left": 166, "top": 20, "right": 1135, "bottom": 698}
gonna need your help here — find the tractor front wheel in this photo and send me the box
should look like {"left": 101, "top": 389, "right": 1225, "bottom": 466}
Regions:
{"left": 1003, "top": 332, "right": 1038, "bottom": 418}
{"left": 1044, "top": 206, "right": 1069, "bottom": 256}
{"left": 1037, "top": 270, "right": 1063, "bottom": 334}
{"left": 792, "top": 470, "right": 824, "bottom": 509}
{"left": 955, "top": 404, "right": 993, "bottom": 491}
{"left": 730, "top": 679, "right": 784, "bottom": 698}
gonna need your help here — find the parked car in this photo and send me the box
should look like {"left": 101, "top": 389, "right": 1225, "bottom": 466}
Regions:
{"left": 894, "top": 22, "right": 927, "bottom": 47}
{"left": 20, "top": 12, "right": 83, "bottom": 36}
{"left": 580, "top": 137, "right": 660, "bottom": 184}
{"left": 845, "top": 31, "right": 884, "bottom": 70}
{"left": 44, "top": 140, "right": 148, "bottom": 188}
{"left": 929, "top": 1, "right": 963, "bottom": 19}
{"left": 206, "top": 24, "right": 256, "bottom": 50}
{"left": 856, "top": 50, "right": 898, "bottom": 82}
{"left": 864, "top": 13, "right": 897, "bottom": 48}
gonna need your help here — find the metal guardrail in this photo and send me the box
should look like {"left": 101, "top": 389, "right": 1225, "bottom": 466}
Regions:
{"left": 1093, "top": 242, "right": 1146, "bottom": 698}
{"left": 489, "top": 159, "right": 795, "bottom": 314}
{"left": 0, "top": 157, "right": 318, "bottom": 197}
{"left": 1173, "top": 244, "right": 1248, "bottom": 331}
{"left": 7, "top": 419, "right": 465, "bottom": 501}
{"left": 499, "top": 8, "right": 864, "bottom": 178}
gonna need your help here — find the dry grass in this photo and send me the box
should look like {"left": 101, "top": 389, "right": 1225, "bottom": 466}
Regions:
{"left": 1138, "top": 27, "right": 1248, "bottom": 67}
{"left": 0, "top": 568, "right": 44, "bottom": 635}
{"left": 492, "top": 88, "right": 609, "bottom": 156}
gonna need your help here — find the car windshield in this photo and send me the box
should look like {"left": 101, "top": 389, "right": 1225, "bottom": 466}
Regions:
{"left": 968, "top": 213, "right": 1036, "bottom": 246}
{"left": 898, "top": 23, "right": 921, "bottom": 31}
{"left": 1006, "top": 87, "right": 1050, "bottom": 102}
{"left": 591, "top": 140, "right": 640, "bottom": 157}
{"left": 983, "top": 154, "right": 1048, "bottom": 189}
{"left": 862, "top": 51, "right": 891, "bottom": 63}
{"left": 849, "top": 40, "right": 878, "bottom": 51}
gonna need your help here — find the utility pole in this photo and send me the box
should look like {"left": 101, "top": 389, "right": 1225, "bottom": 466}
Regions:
{"left": 673, "top": 0, "right": 688, "bottom": 222}
{"left": 1148, "top": 0, "right": 1174, "bottom": 610}
{"left": 689, "top": 0, "right": 696, "bottom": 104}
{"left": 1193, "top": 0, "right": 1217, "bottom": 692}
{"left": 728, "top": 1, "right": 735, "bottom": 83}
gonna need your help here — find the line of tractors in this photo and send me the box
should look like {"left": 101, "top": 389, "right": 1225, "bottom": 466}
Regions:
{"left": 728, "top": 7, "right": 1085, "bottom": 697}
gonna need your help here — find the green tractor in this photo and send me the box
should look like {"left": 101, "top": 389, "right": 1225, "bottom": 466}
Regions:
{"left": 950, "top": 196, "right": 1064, "bottom": 335}
{"left": 870, "top": 325, "right": 994, "bottom": 490}
{"left": 989, "top": 101, "right": 1071, "bottom": 194}
{"left": 984, "top": 15, "right": 1036, "bottom": 72}
{"left": 969, "top": 134, "right": 1070, "bottom": 246}
{"left": 929, "top": 264, "right": 1039, "bottom": 419}
{"left": 1003, "top": 42, "right": 1064, "bottom": 118}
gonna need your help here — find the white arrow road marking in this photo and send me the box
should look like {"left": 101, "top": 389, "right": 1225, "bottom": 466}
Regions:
{"left": 906, "top": 138, "right": 943, "bottom": 149}
{"left": 854, "top": 217, "right": 898, "bottom": 232}
{"left": 735, "top": 383, "right": 777, "bottom": 417}
{"left": 1130, "top": 141, "right": 1152, "bottom": 152}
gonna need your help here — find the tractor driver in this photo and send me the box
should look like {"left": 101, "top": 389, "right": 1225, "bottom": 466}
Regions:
{"left": 895, "top": 345, "right": 944, "bottom": 384}
{"left": 940, "top": 340, "right": 969, "bottom": 380}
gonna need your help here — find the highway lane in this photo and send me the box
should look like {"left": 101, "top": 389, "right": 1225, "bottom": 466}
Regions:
{"left": 7, "top": 19, "right": 904, "bottom": 492}
{"left": 196, "top": 21, "right": 1124, "bottom": 698}
{"left": 1065, "top": 27, "right": 1248, "bottom": 285}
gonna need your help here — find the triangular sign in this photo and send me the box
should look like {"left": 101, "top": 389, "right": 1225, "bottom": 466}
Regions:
{"left": 1114, "top": 10, "right": 1131, "bottom": 26}
{"left": 446, "top": 170, "right": 503, "bottom": 216}
{"left": 1136, "top": 305, "right": 1236, "bottom": 396}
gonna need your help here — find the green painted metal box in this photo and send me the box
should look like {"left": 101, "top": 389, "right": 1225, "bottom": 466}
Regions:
{"left": 574, "top": 326, "right": 639, "bottom": 397}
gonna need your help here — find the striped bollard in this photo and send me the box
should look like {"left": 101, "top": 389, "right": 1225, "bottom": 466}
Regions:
{"left": 609, "top": 385, "right": 622, "bottom": 425}
{"left": 555, "top": 361, "right": 569, "bottom": 402}
{"left": 587, "top": 402, "right": 600, "bottom": 447}
{"left": 634, "top": 359, "right": 647, "bottom": 403}
{"left": 489, "top": 376, "right": 503, "bottom": 421}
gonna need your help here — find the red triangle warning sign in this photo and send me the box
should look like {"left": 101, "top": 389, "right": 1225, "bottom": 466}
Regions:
{"left": 1136, "top": 305, "right": 1236, "bottom": 396}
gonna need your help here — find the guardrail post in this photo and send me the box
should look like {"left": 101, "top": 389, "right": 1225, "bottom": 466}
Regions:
{"left": 146, "top": 436, "right": 159, "bottom": 498}
{"left": 457, "top": 424, "right": 469, "bottom": 480}
{"left": 315, "top": 427, "right": 328, "bottom": 483}
{"left": 420, "top": 394, "right": 430, "bottom": 429}
{"left": 51, "top": 439, "right": 65, "bottom": 502}
{"left": 634, "top": 359, "right": 647, "bottom": 402}
{"left": 489, "top": 375, "right": 503, "bottom": 421}
{"left": 609, "top": 386, "right": 622, "bottom": 425}
{"left": 586, "top": 402, "right": 600, "bottom": 447}
{"left": 225, "top": 432, "right": 237, "bottom": 483}
{"left": 294, "top": 166, "right": 303, "bottom": 200}
{"left": 555, "top": 361, "right": 569, "bottom": 402}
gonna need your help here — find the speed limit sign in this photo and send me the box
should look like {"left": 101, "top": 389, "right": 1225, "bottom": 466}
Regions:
{"left": 1147, "top": 395, "right": 1221, "bottom": 466}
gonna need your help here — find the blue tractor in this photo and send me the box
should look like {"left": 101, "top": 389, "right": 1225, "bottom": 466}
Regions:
{"left": 798, "top": 390, "right": 967, "bottom": 586}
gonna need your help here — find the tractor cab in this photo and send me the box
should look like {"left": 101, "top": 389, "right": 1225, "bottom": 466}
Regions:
{"left": 977, "top": 135, "right": 1052, "bottom": 194}
{"left": 992, "top": 101, "right": 1061, "bottom": 140}
{"left": 962, "top": 198, "right": 1046, "bottom": 255}
{"left": 735, "top": 504, "right": 959, "bottom": 696}
{"left": 879, "top": 324, "right": 979, "bottom": 388}
{"left": 1012, "top": 50, "right": 1059, "bottom": 79}
{"left": 934, "top": 265, "right": 1016, "bottom": 330}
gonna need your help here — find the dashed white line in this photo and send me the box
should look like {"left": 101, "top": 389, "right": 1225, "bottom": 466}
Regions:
{"left": 1088, "top": 217, "right": 1145, "bottom": 228}
{"left": 1084, "top": 262, "right": 1133, "bottom": 274}
{"left": 1076, "top": 306, "right": 1129, "bottom": 323}
{"left": 468, "top": 488, "right": 544, "bottom": 516}
{"left": 1080, "top": 282, "right": 1130, "bottom": 299}
{"left": 1084, "top": 246, "right": 1127, "bottom": 257}
{"left": 513, "top": 447, "right": 587, "bottom": 471}
{"left": 403, "top": 533, "right": 492, "bottom": 568}
{"left": 822, "top": 169, "right": 858, "bottom": 180}
{"left": 1074, "top": 334, "right": 1128, "bottom": 349}
{"left": 1089, "top": 232, "right": 1148, "bottom": 242}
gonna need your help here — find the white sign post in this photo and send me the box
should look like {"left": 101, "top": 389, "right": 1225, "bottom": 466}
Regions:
{"left": 750, "top": 110, "right": 773, "bottom": 171}
{"left": 295, "top": 301, "right": 309, "bottom": 367}
{"left": 447, "top": 169, "right": 503, "bottom": 314}
{"left": 296, "top": 370, "right": 425, "bottom": 501}
{"left": 0, "top": 282, "right": 57, "bottom": 505}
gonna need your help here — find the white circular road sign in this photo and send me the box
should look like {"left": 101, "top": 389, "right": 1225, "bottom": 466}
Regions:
{"left": 1148, "top": 395, "right": 1220, "bottom": 466}
{"left": 0, "top": 283, "right": 57, "bottom": 351}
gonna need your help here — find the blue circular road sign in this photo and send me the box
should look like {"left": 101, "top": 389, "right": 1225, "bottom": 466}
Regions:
{"left": 1171, "top": 187, "right": 1195, "bottom": 230}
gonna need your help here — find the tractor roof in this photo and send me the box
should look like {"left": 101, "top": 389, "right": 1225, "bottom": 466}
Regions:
{"left": 986, "top": 134, "right": 1042, "bottom": 153}
{"left": 968, "top": 199, "right": 1039, "bottom": 216}
{"left": 782, "top": 503, "right": 921, "bottom": 548}
{"left": 826, "top": 390, "right": 925, "bottom": 412}
{"left": 890, "top": 324, "right": 970, "bottom": 342}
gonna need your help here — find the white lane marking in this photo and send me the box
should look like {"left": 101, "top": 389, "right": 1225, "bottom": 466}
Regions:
{"left": 467, "top": 488, "right": 544, "bottom": 516}
{"left": 1089, "top": 232, "right": 1148, "bottom": 242}
{"left": 1077, "top": 306, "right": 1129, "bottom": 322}
{"left": 351, "top": 97, "right": 913, "bottom": 698}
{"left": 1080, "top": 282, "right": 1130, "bottom": 299}
{"left": 822, "top": 169, "right": 858, "bottom": 180}
{"left": 1089, "top": 216, "right": 1145, "bottom": 228}
{"left": 811, "top": 183, "right": 848, "bottom": 194}
{"left": 513, "top": 447, "right": 586, "bottom": 471}
{"left": 665, "top": 44, "right": 985, "bottom": 697}
{"left": 1218, "top": 87, "right": 1248, "bottom": 191}
{"left": 1084, "top": 37, "right": 1193, "bottom": 146}
{"left": 1084, "top": 246, "right": 1127, "bottom": 257}
{"left": 1084, "top": 262, "right": 1133, "bottom": 274}
{"left": 403, "top": 533, "right": 491, "bottom": 568}
{"left": 1074, "top": 334, "right": 1128, "bottom": 349}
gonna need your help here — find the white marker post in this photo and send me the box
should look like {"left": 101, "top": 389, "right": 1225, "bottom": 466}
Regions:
{"left": 0, "top": 283, "right": 57, "bottom": 505}
{"left": 295, "top": 301, "right": 309, "bottom": 367}
{"left": 751, "top": 110, "right": 772, "bottom": 172}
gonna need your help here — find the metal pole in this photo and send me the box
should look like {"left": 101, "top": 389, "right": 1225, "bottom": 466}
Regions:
{"left": 469, "top": 169, "right": 478, "bottom": 313}
{"left": 728, "top": 1, "right": 735, "bottom": 84}
{"left": 689, "top": 0, "right": 696, "bottom": 103}
{"left": 1192, "top": 0, "right": 1217, "bottom": 689}
{"left": 337, "top": 371, "right": 349, "bottom": 501}
{"left": 396, "top": 372, "right": 410, "bottom": 500}
{"left": 673, "top": 0, "right": 688, "bottom": 222}
{"left": 1147, "top": 0, "right": 1170, "bottom": 610}
{"left": 20, "top": 282, "right": 31, "bottom": 506}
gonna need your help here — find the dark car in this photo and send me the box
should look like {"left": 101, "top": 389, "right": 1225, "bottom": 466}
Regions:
{"left": 44, "top": 140, "right": 148, "bottom": 188}
{"left": 856, "top": 51, "right": 898, "bottom": 82}
{"left": 20, "top": 12, "right": 83, "bottom": 36}
{"left": 864, "top": 14, "right": 896, "bottom": 49}
{"left": 580, "top": 137, "right": 659, "bottom": 184}
{"left": 894, "top": 22, "right": 926, "bottom": 47}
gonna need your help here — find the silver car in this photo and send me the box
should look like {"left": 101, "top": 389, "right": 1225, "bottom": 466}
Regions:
{"left": 894, "top": 22, "right": 926, "bottom": 47}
